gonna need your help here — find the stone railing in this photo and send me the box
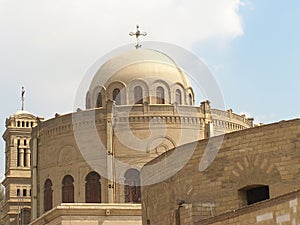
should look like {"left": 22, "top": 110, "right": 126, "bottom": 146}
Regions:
{"left": 34, "top": 104, "right": 253, "bottom": 139}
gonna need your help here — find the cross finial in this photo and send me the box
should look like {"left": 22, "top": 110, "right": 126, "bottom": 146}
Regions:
{"left": 129, "top": 25, "right": 147, "bottom": 49}
{"left": 21, "top": 86, "right": 25, "bottom": 111}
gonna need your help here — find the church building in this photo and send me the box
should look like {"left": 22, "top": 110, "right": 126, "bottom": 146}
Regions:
{"left": 3, "top": 28, "right": 283, "bottom": 225}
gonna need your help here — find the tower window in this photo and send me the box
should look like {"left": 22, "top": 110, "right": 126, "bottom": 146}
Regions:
{"left": 134, "top": 86, "right": 143, "bottom": 104}
{"left": 156, "top": 86, "right": 165, "bottom": 104}
{"left": 175, "top": 89, "right": 182, "bottom": 104}
{"left": 22, "top": 209, "right": 31, "bottom": 225}
{"left": 17, "top": 189, "right": 20, "bottom": 196}
{"left": 23, "top": 189, "right": 27, "bottom": 197}
{"left": 113, "top": 88, "right": 121, "bottom": 105}
{"left": 17, "top": 140, "right": 21, "bottom": 167}
{"left": 17, "top": 121, "right": 20, "bottom": 127}
{"left": 23, "top": 149, "right": 27, "bottom": 167}
{"left": 22, "top": 121, "right": 25, "bottom": 127}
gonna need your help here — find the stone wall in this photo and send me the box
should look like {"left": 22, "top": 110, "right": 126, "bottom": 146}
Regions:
{"left": 141, "top": 119, "right": 300, "bottom": 225}
{"left": 29, "top": 203, "right": 142, "bottom": 225}
{"left": 197, "top": 189, "right": 300, "bottom": 225}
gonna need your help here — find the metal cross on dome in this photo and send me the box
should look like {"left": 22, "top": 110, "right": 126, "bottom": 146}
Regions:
{"left": 21, "top": 86, "right": 25, "bottom": 111}
{"left": 129, "top": 25, "right": 147, "bottom": 49}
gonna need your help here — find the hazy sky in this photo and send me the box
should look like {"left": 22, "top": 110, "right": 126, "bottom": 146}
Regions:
{"left": 0, "top": 0, "right": 299, "bottom": 181}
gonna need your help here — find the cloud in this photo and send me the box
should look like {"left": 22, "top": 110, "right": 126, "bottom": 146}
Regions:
{"left": 0, "top": 0, "right": 245, "bottom": 52}
{"left": 0, "top": 0, "right": 247, "bottom": 177}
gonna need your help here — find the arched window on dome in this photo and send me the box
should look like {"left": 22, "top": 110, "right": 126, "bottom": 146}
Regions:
{"left": 44, "top": 179, "right": 53, "bottom": 212}
{"left": 62, "top": 175, "right": 74, "bottom": 203}
{"left": 113, "top": 88, "right": 121, "bottom": 105}
{"left": 85, "top": 171, "right": 101, "bottom": 203}
{"left": 156, "top": 86, "right": 165, "bottom": 104}
{"left": 124, "top": 169, "right": 141, "bottom": 203}
{"left": 188, "top": 93, "right": 193, "bottom": 105}
{"left": 96, "top": 92, "right": 102, "bottom": 108}
{"left": 134, "top": 86, "right": 143, "bottom": 104}
{"left": 175, "top": 89, "right": 182, "bottom": 105}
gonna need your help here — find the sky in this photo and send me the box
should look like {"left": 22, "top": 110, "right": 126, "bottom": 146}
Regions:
{"left": 0, "top": 0, "right": 299, "bottom": 181}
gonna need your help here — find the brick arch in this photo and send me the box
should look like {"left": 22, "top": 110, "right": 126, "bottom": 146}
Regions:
{"left": 230, "top": 155, "right": 281, "bottom": 187}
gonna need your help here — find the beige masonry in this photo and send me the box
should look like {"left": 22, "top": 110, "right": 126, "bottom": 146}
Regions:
{"left": 2, "top": 47, "right": 254, "bottom": 225}
{"left": 1, "top": 111, "right": 40, "bottom": 225}
{"left": 30, "top": 99, "right": 251, "bottom": 220}
{"left": 142, "top": 118, "right": 300, "bottom": 225}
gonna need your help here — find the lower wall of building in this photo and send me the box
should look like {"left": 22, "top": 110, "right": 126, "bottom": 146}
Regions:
{"left": 142, "top": 119, "right": 300, "bottom": 225}
{"left": 29, "top": 203, "right": 142, "bottom": 225}
{"left": 195, "top": 189, "right": 300, "bottom": 225}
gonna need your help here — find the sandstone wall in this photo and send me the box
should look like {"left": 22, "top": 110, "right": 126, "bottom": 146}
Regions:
{"left": 142, "top": 119, "right": 300, "bottom": 225}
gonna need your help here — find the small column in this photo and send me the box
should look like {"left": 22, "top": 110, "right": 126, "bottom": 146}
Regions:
{"left": 19, "top": 149, "right": 24, "bottom": 167}
{"left": 200, "top": 100, "right": 212, "bottom": 138}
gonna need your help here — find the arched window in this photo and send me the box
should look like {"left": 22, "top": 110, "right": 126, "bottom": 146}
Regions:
{"left": 21, "top": 209, "right": 31, "bottom": 225}
{"left": 62, "top": 175, "right": 74, "bottom": 203}
{"left": 134, "top": 86, "right": 143, "bottom": 104}
{"left": 188, "top": 93, "right": 193, "bottom": 105}
{"left": 17, "top": 139, "right": 20, "bottom": 167}
{"left": 85, "top": 172, "right": 101, "bottom": 203}
{"left": 124, "top": 169, "right": 141, "bottom": 203}
{"left": 156, "top": 86, "right": 165, "bottom": 104}
{"left": 175, "top": 89, "right": 182, "bottom": 104}
{"left": 96, "top": 92, "right": 102, "bottom": 108}
{"left": 113, "top": 88, "right": 121, "bottom": 105}
{"left": 44, "top": 179, "right": 53, "bottom": 212}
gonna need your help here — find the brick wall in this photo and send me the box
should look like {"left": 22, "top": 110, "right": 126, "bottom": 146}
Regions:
{"left": 142, "top": 119, "right": 300, "bottom": 225}
{"left": 197, "top": 189, "right": 300, "bottom": 225}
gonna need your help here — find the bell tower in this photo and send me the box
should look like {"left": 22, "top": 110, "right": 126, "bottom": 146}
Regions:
{"left": 2, "top": 110, "right": 39, "bottom": 225}
{"left": 1, "top": 88, "right": 41, "bottom": 225}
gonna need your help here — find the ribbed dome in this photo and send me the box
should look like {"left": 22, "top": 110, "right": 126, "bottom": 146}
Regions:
{"left": 86, "top": 48, "right": 194, "bottom": 108}
{"left": 93, "top": 48, "right": 191, "bottom": 88}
